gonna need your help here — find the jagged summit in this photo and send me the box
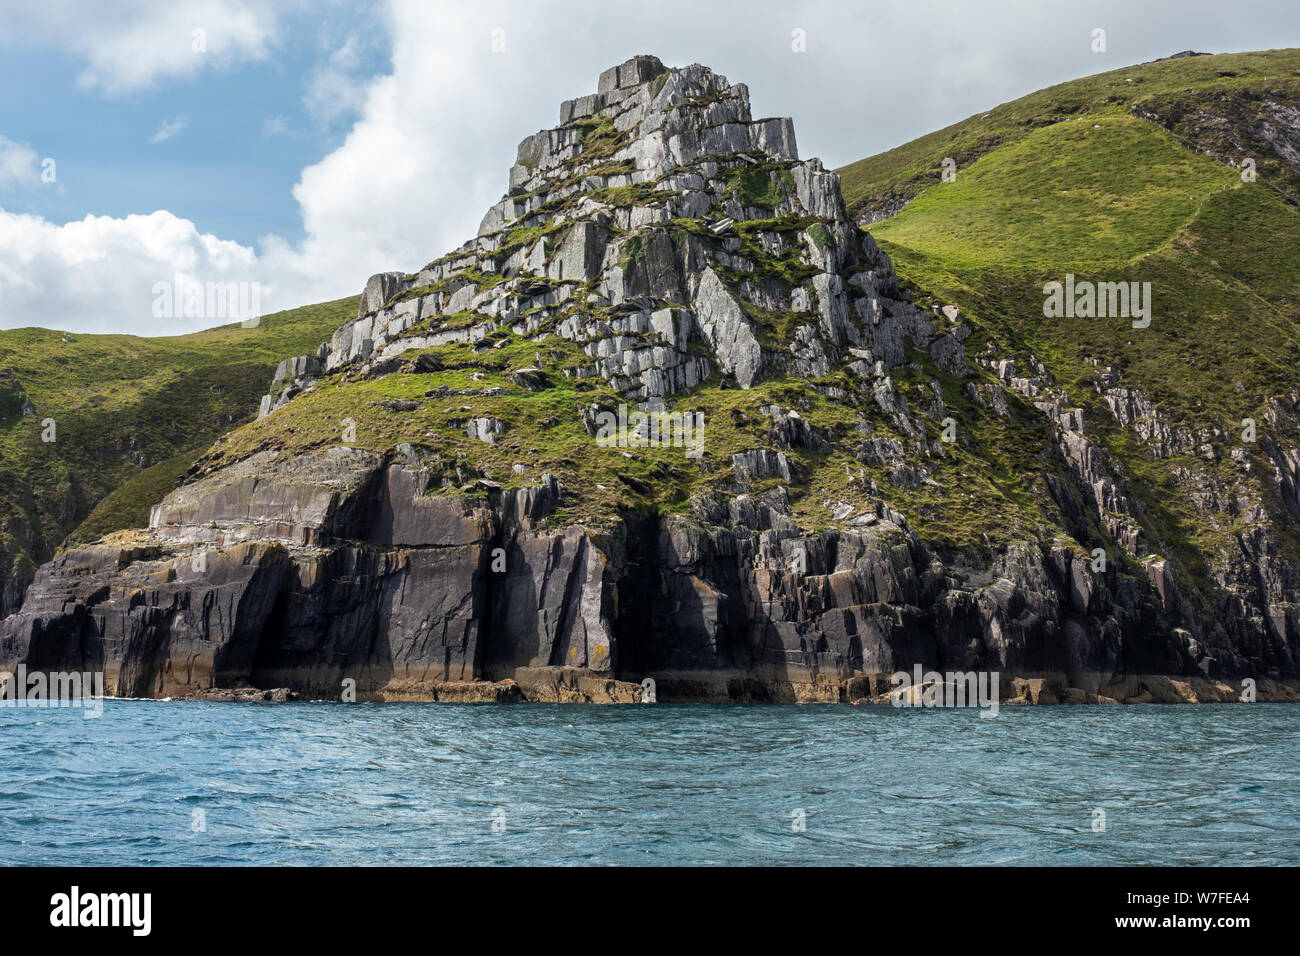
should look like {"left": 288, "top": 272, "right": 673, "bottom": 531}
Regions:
{"left": 261, "top": 55, "right": 959, "bottom": 419}
{"left": 594, "top": 54, "right": 667, "bottom": 94}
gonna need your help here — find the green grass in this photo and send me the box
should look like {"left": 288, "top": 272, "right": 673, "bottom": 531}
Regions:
{"left": 838, "top": 48, "right": 1300, "bottom": 220}
{"left": 0, "top": 297, "right": 355, "bottom": 608}
{"left": 835, "top": 47, "right": 1300, "bottom": 602}
{"left": 872, "top": 115, "right": 1238, "bottom": 270}
{"left": 189, "top": 318, "right": 1061, "bottom": 549}
{"left": 68, "top": 445, "right": 208, "bottom": 545}
{"left": 723, "top": 164, "right": 796, "bottom": 211}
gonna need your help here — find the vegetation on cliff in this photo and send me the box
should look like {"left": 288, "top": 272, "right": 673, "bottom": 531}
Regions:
{"left": 0, "top": 298, "right": 355, "bottom": 612}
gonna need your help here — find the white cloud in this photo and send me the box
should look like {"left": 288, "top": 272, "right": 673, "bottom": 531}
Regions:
{"left": 0, "top": 0, "right": 533, "bottom": 335}
{"left": 2, "top": 0, "right": 1298, "bottom": 336}
{"left": 0, "top": 136, "right": 40, "bottom": 190}
{"left": 0, "top": 208, "right": 340, "bottom": 335}
{"left": 270, "top": 1, "right": 593, "bottom": 296}
{"left": 0, "top": 0, "right": 282, "bottom": 94}
{"left": 150, "top": 116, "right": 190, "bottom": 143}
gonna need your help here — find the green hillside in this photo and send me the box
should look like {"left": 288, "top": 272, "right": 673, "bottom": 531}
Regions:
{"left": 833, "top": 48, "right": 1300, "bottom": 581}
{"left": 0, "top": 297, "right": 355, "bottom": 611}
{"left": 839, "top": 49, "right": 1300, "bottom": 220}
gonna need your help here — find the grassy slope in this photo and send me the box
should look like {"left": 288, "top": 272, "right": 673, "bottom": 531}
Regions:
{"left": 0, "top": 297, "right": 356, "bottom": 591}
{"left": 835, "top": 48, "right": 1300, "bottom": 589}
{"left": 190, "top": 333, "right": 875, "bottom": 532}
{"left": 193, "top": 287, "right": 1063, "bottom": 552}
{"left": 838, "top": 49, "right": 1300, "bottom": 220}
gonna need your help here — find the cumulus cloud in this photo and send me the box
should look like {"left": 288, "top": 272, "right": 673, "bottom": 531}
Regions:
{"left": 0, "top": 0, "right": 548, "bottom": 335}
{"left": 267, "top": 0, "right": 598, "bottom": 299}
{"left": 149, "top": 116, "right": 190, "bottom": 143}
{"left": 0, "top": 207, "right": 343, "bottom": 335}
{"left": 0, "top": 0, "right": 282, "bottom": 94}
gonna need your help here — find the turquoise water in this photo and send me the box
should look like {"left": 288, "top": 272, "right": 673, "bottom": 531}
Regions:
{"left": 1, "top": 701, "right": 1295, "bottom": 865}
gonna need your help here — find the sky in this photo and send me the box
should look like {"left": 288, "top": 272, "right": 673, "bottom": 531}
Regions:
{"left": 0, "top": 0, "right": 1297, "bottom": 336}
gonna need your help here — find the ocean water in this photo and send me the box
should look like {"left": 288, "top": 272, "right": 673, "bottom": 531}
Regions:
{"left": 1, "top": 700, "right": 1295, "bottom": 866}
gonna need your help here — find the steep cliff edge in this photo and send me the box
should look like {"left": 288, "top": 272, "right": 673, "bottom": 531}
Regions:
{"left": 3, "top": 55, "right": 1297, "bottom": 702}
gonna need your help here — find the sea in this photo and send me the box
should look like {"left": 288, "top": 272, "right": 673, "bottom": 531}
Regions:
{"left": 1, "top": 700, "right": 1295, "bottom": 865}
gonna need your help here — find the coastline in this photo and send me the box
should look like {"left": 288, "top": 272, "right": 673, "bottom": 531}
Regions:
{"left": 162, "top": 669, "right": 1300, "bottom": 704}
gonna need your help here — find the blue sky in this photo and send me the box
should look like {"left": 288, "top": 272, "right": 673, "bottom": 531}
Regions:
{"left": 0, "top": 4, "right": 387, "bottom": 246}
{"left": 0, "top": 0, "right": 1297, "bottom": 336}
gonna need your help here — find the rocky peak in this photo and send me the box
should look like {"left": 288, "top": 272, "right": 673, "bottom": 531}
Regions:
{"left": 504, "top": 53, "right": 797, "bottom": 209}
{"left": 596, "top": 54, "right": 667, "bottom": 94}
{"left": 263, "top": 55, "right": 960, "bottom": 419}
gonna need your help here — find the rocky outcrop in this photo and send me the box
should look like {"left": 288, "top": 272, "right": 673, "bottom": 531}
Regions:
{"left": 694, "top": 267, "right": 762, "bottom": 387}
{"left": 1134, "top": 84, "right": 1300, "bottom": 199}
{"left": 0, "top": 450, "right": 643, "bottom": 701}
{"left": 5, "top": 55, "right": 1298, "bottom": 703}
{"left": 263, "top": 54, "right": 944, "bottom": 413}
{"left": 0, "top": 367, "right": 33, "bottom": 421}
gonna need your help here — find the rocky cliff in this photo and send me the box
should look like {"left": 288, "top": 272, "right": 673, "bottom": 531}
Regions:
{"left": 3, "top": 55, "right": 1297, "bottom": 702}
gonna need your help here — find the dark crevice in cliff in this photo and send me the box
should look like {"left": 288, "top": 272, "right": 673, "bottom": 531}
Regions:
{"left": 548, "top": 535, "right": 591, "bottom": 667}
{"left": 613, "top": 508, "right": 662, "bottom": 680}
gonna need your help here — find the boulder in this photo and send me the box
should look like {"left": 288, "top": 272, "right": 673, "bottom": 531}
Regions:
{"left": 358, "top": 272, "right": 407, "bottom": 317}
{"left": 693, "top": 268, "right": 762, "bottom": 388}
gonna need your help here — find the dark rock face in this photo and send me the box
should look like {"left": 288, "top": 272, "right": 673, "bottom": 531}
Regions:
{"left": 2, "top": 446, "right": 1295, "bottom": 702}
{"left": 1133, "top": 85, "right": 1300, "bottom": 199}
{"left": 0, "top": 448, "right": 634, "bottom": 701}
